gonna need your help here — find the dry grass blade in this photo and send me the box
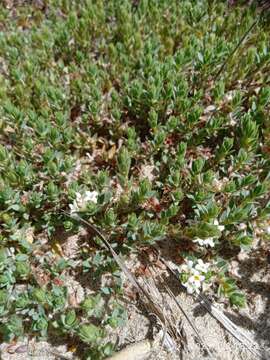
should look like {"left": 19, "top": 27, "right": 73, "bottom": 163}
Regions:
{"left": 214, "top": 18, "right": 258, "bottom": 80}
{"left": 65, "top": 212, "right": 185, "bottom": 352}
{"left": 162, "top": 283, "right": 214, "bottom": 359}
{"left": 141, "top": 275, "right": 184, "bottom": 353}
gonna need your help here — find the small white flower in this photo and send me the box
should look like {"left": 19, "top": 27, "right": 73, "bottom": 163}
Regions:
{"left": 69, "top": 190, "right": 99, "bottom": 214}
{"left": 193, "top": 237, "right": 204, "bottom": 246}
{"left": 189, "top": 272, "right": 205, "bottom": 286}
{"left": 76, "top": 192, "right": 82, "bottom": 201}
{"left": 229, "top": 115, "right": 237, "bottom": 127}
{"left": 84, "top": 190, "right": 99, "bottom": 204}
{"left": 238, "top": 223, "right": 247, "bottom": 230}
{"left": 212, "top": 177, "right": 229, "bottom": 192}
{"left": 193, "top": 237, "right": 215, "bottom": 248}
{"left": 195, "top": 259, "right": 210, "bottom": 273}
{"left": 212, "top": 177, "right": 223, "bottom": 192}
{"left": 204, "top": 238, "right": 215, "bottom": 247}
{"left": 69, "top": 202, "right": 79, "bottom": 214}
{"left": 183, "top": 271, "right": 205, "bottom": 294}
{"left": 225, "top": 91, "right": 234, "bottom": 102}
{"left": 265, "top": 226, "right": 270, "bottom": 235}
{"left": 213, "top": 219, "right": 225, "bottom": 232}
{"left": 74, "top": 192, "right": 84, "bottom": 208}
{"left": 180, "top": 260, "right": 194, "bottom": 273}
{"left": 183, "top": 282, "right": 196, "bottom": 294}
{"left": 204, "top": 105, "right": 216, "bottom": 113}
{"left": 8, "top": 247, "right": 15, "bottom": 257}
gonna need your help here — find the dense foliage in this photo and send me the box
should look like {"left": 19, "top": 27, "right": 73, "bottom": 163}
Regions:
{"left": 0, "top": 0, "right": 270, "bottom": 358}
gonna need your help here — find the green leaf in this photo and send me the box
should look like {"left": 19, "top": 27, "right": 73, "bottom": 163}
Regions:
{"left": 78, "top": 324, "right": 103, "bottom": 344}
{"left": 186, "top": 222, "right": 221, "bottom": 239}
{"left": 229, "top": 292, "right": 246, "bottom": 308}
{"left": 32, "top": 288, "right": 47, "bottom": 304}
{"left": 117, "top": 147, "right": 131, "bottom": 179}
{"left": 191, "top": 158, "right": 205, "bottom": 175}
{"left": 215, "top": 137, "right": 234, "bottom": 161}
{"left": 0, "top": 315, "right": 24, "bottom": 341}
{"left": 197, "top": 52, "right": 204, "bottom": 63}
{"left": 0, "top": 289, "right": 8, "bottom": 305}
{"left": 239, "top": 114, "right": 258, "bottom": 151}
{"left": 232, "top": 234, "right": 253, "bottom": 247}
{"left": 81, "top": 294, "right": 104, "bottom": 318}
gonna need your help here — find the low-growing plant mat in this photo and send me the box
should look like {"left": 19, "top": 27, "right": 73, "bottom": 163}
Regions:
{"left": 1, "top": 0, "right": 270, "bottom": 359}
{"left": 1, "top": 239, "right": 270, "bottom": 359}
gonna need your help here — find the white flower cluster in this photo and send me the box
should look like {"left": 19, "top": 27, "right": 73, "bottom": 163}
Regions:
{"left": 194, "top": 237, "right": 215, "bottom": 247}
{"left": 180, "top": 259, "right": 210, "bottom": 294}
{"left": 69, "top": 190, "right": 98, "bottom": 214}
{"left": 212, "top": 176, "right": 229, "bottom": 192}
{"left": 193, "top": 219, "right": 225, "bottom": 248}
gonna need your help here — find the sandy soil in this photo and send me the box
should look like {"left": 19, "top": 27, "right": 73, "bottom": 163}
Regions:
{"left": 1, "top": 244, "right": 270, "bottom": 360}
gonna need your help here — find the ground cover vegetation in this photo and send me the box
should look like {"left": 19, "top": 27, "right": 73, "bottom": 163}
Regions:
{"left": 0, "top": 0, "right": 270, "bottom": 358}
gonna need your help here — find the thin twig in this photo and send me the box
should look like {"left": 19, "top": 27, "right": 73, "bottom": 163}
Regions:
{"left": 163, "top": 283, "right": 214, "bottom": 359}
{"left": 63, "top": 212, "right": 153, "bottom": 299}
{"left": 62, "top": 211, "right": 184, "bottom": 350}
{"left": 143, "top": 272, "right": 184, "bottom": 352}
{"left": 214, "top": 18, "right": 258, "bottom": 81}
